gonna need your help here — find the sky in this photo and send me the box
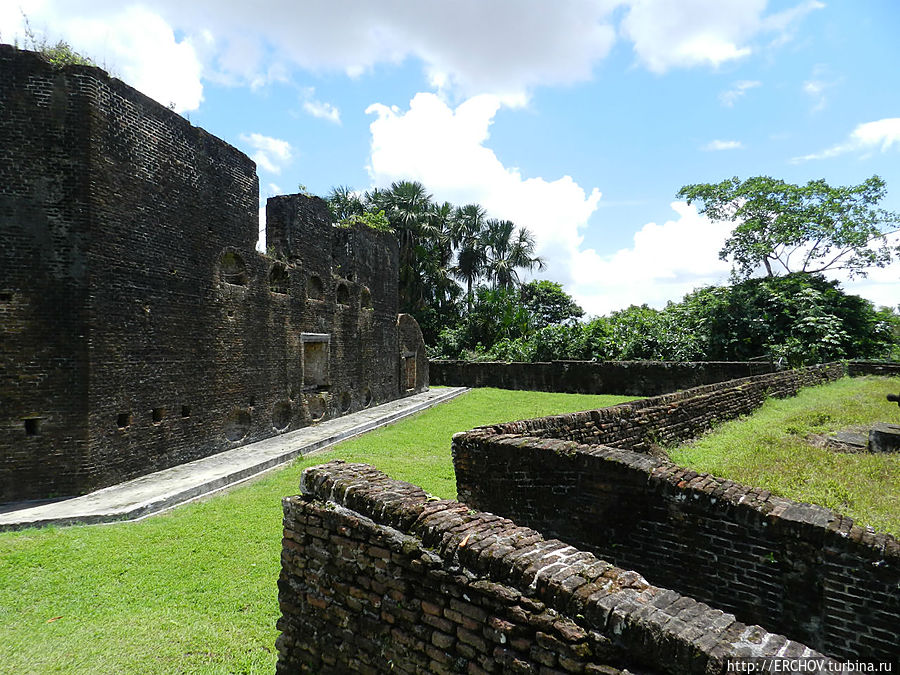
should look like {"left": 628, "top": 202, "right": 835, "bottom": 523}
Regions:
{"left": 2, "top": 0, "right": 899, "bottom": 316}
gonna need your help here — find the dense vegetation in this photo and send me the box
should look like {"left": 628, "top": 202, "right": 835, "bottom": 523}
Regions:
{"left": 327, "top": 177, "right": 900, "bottom": 365}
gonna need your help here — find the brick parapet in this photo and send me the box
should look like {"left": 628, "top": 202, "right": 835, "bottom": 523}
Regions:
{"left": 277, "top": 460, "right": 834, "bottom": 674}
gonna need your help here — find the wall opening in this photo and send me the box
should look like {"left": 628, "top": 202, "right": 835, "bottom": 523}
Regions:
{"left": 224, "top": 408, "right": 252, "bottom": 441}
{"left": 339, "top": 391, "right": 351, "bottom": 413}
{"left": 24, "top": 418, "right": 40, "bottom": 435}
{"left": 181, "top": 405, "right": 191, "bottom": 418}
{"left": 336, "top": 283, "right": 350, "bottom": 306}
{"left": 404, "top": 356, "right": 416, "bottom": 391}
{"left": 219, "top": 252, "right": 248, "bottom": 286}
{"left": 307, "top": 275, "right": 324, "bottom": 301}
{"left": 273, "top": 401, "right": 292, "bottom": 431}
{"left": 269, "top": 263, "right": 289, "bottom": 294}
{"left": 152, "top": 407, "right": 166, "bottom": 424}
{"left": 360, "top": 287, "right": 372, "bottom": 309}
{"left": 302, "top": 334, "right": 330, "bottom": 388}
{"left": 363, "top": 388, "right": 373, "bottom": 408}
{"left": 117, "top": 412, "right": 132, "bottom": 429}
{"left": 307, "top": 395, "right": 326, "bottom": 422}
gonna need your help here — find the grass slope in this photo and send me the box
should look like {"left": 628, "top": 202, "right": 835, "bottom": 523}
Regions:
{"left": 0, "top": 388, "right": 630, "bottom": 675}
{"left": 670, "top": 375, "right": 900, "bottom": 535}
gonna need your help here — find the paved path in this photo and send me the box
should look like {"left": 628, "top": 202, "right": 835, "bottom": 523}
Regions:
{"left": 0, "top": 387, "right": 468, "bottom": 531}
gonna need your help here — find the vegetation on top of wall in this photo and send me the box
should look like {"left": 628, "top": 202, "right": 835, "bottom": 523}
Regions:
{"left": 8, "top": 14, "right": 95, "bottom": 68}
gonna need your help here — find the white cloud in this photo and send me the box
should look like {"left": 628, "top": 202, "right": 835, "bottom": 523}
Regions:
{"left": 620, "top": 0, "right": 822, "bottom": 73}
{"left": 792, "top": 118, "right": 900, "bottom": 163}
{"left": 3, "top": 4, "right": 204, "bottom": 112}
{"left": 569, "top": 202, "right": 733, "bottom": 315}
{"left": 703, "top": 139, "right": 744, "bottom": 151}
{"left": 366, "top": 92, "right": 601, "bottom": 290}
{"left": 719, "top": 80, "right": 761, "bottom": 107}
{"left": 302, "top": 99, "right": 341, "bottom": 124}
{"left": 239, "top": 132, "right": 293, "bottom": 174}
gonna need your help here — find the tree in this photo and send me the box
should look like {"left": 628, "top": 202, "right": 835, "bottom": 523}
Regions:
{"left": 483, "top": 219, "right": 546, "bottom": 290}
{"left": 519, "top": 280, "right": 584, "bottom": 328}
{"left": 677, "top": 175, "right": 900, "bottom": 279}
{"left": 450, "top": 204, "right": 488, "bottom": 313}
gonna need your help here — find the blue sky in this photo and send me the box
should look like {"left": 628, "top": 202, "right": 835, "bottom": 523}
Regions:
{"left": 3, "top": 1, "right": 898, "bottom": 315}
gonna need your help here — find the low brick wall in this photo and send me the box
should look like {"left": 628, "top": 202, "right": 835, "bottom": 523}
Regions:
{"left": 847, "top": 360, "right": 900, "bottom": 377}
{"left": 429, "top": 359, "right": 776, "bottom": 396}
{"left": 277, "top": 461, "right": 833, "bottom": 674}
{"left": 479, "top": 363, "right": 844, "bottom": 453}
{"left": 452, "top": 365, "right": 897, "bottom": 662}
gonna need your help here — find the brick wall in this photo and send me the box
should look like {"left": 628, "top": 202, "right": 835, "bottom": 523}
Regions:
{"left": 429, "top": 359, "right": 776, "bottom": 396}
{"left": 478, "top": 363, "right": 844, "bottom": 453}
{"left": 452, "top": 366, "right": 897, "bottom": 662}
{"left": 847, "top": 361, "right": 900, "bottom": 377}
{"left": 278, "top": 461, "right": 834, "bottom": 674}
{"left": 0, "top": 46, "right": 427, "bottom": 502}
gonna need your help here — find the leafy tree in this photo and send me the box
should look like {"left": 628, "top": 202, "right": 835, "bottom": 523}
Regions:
{"left": 677, "top": 175, "right": 900, "bottom": 279}
{"left": 326, "top": 185, "right": 364, "bottom": 222}
{"left": 519, "top": 280, "right": 584, "bottom": 328}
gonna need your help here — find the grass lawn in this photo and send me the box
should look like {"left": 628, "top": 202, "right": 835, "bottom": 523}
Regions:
{"left": 0, "top": 388, "right": 630, "bottom": 675}
{"left": 670, "top": 375, "right": 900, "bottom": 536}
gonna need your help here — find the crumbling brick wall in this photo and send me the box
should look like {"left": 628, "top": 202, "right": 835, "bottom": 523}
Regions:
{"left": 452, "top": 365, "right": 897, "bottom": 662}
{"left": 277, "top": 461, "right": 833, "bottom": 674}
{"left": 0, "top": 46, "right": 427, "bottom": 502}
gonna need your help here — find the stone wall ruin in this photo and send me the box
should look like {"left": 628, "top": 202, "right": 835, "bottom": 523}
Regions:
{"left": 0, "top": 45, "right": 427, "bottom": 503}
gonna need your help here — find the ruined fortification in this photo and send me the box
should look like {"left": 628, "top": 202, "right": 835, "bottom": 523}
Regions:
{"left": 0, "top": 45, "right": 426, "bottom": 503}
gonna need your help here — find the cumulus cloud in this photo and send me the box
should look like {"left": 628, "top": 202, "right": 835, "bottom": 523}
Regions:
{"left": 791, "top": 118, "right": 900, "bottom": 163}
{"left": 2, "top": 3, "right": 203, "bottom": 112}
{"left": 719, "top": 80, "right": 761, "bottom": 107}
{"left": 569, "top": 202, "right": 733, "bottom": 315}
{"left": 703, "top": 139, "right": 744, "bottom": 151}
{"left": 239, "top": 132, "right": 293, "bottom": 174}
{"left": 620, "top": 0, "right": 822, "bottom": 73}
{"left": 366, "top": 92, "right": 601, "bottom": 289}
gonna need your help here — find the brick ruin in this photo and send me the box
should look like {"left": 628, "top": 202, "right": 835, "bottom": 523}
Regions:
{"left": 278, "top": 365, "right": 898, "bottom": 671}
{"left": 0, "top": 45, "right": 427, "bottom": 503}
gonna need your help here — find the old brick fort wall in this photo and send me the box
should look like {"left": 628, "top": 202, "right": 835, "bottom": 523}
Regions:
{"left": 452, "top": 364, "right": 898, "bottom": 662}
{"left": 429, "top": 359, "right": 777, "bottom": 396}
{"left": 0, "top": 46, "right": 426, "bottom": 502}
{"left": 277, "top": 461, "right": 834, "bottom": 674}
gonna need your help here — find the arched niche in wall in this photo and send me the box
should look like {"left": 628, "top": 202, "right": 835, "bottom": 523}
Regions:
{"left": 336, "top": 283, "right": 350, "bottom": 306}
{"left": 360, "top": 287, "right": 372, "bottom": 309}
{"left": 219, "top": 251, "right": 248, "bottom": 286}
{"left": 272, "top": 401, "right": 292, "bottom": 431}
{"left": 269, "top": 263, "right": 290, "bottom": 295}
{"left": 224, "top": 408, "right": 251, "bottom": 441}
{"left": 308, "top": 274, "right": 324, "bottom": 301}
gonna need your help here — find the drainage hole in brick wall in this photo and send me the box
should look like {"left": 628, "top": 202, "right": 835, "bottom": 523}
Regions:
{"left": 117, "top": 413, "right": 132, "bottom": 429}
{"left": 24, "top": 418, "right": 40, "bottom": 435}
{"left": 152, "top": 408, "right": 166, "bottom": 423}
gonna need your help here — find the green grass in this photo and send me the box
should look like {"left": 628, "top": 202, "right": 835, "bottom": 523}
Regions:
{"left": 670, "top": 375, "right": 900, "bottom": 535}
{"left": 0, "top": 388, "right": 630, "bottom": 675}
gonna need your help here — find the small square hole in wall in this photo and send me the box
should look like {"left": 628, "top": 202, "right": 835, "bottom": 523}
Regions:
{"left": 152, "top": 407, "right": 165, "bottom": 423}
{"left": 181, "top": 405, "right": 191, "bottom": 418}
{"left": 117, "top": 413, "right": 132, "bottom": 429}
{"left": 24, "top": 418, "right": 40, "bottom": 435}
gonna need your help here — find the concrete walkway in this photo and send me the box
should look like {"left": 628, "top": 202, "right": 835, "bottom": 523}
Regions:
{"left": 0, "top": 387, "right": 468, "bottom": 531}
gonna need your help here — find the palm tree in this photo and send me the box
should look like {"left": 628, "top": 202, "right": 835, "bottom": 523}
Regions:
{"left": 483, "top": 219, "right": 546, "bottom": 289}
{"left": 450, "top": 204, "right": 488, "bottom": 313}
{"left": 422, "top": 201, "right": 459, "bottom": 312}
{"left": 326, "top": 185, "right": 364, "bottom": 222}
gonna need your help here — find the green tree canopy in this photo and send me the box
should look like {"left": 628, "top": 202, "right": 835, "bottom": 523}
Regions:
{"left": 519, "top": 280, "right": 584, "bottom": 328}
{"left": 677, "top": 175, "right": 900, "bottom": 279}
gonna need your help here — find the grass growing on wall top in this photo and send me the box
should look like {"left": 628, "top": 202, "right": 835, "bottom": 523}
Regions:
{"left": 0, "top": 388, "right": 631, "bottom": 675}
{"left": 670, "top": 375, "right": 900, "bottom": 535}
